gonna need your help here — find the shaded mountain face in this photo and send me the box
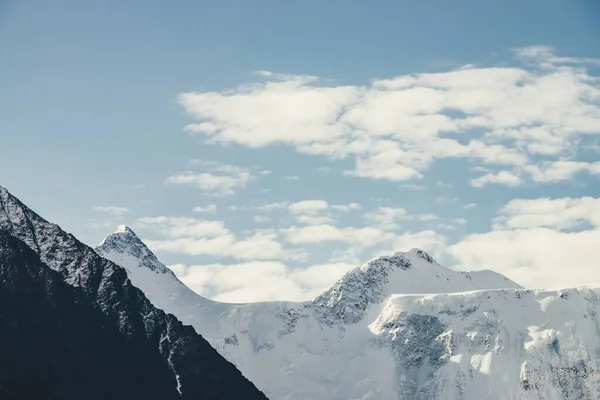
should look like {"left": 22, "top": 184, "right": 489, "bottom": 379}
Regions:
{"left": 97, "top": 225, "right": 526, "bottom": 400}
{"left": 0, "top": 186, "right": 268, "bottom": 400}
{"left": 0, "top": 232, "right": 179, "bottom": 400}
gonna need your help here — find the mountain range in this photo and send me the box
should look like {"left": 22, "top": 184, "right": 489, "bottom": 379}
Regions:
{"left": 2, "top": 184, "right": 600, "bottom": 400}
{"left": 97, "top": 224, "right": 600, "bottom": 399}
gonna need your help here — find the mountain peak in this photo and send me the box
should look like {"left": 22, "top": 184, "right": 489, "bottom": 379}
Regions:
{"left": 395, "top": 248, "right": 437, "bottom": 264}
{"left": 96, "top": 226, "right": 171, "bottom": 274}
{"left": 311, "top": 248, "right": 521, "bottom": 326}
{"left": 115, "top": 224, "right": 136, "bottom": 235}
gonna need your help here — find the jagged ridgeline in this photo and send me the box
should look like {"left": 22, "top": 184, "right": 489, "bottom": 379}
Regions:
{"left": 0, "top": 186, "right": 268, "bottom": 400}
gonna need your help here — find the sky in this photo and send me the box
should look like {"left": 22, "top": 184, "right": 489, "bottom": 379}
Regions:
{"left": 1, "top": 0, "right": 600, "bottom": 302}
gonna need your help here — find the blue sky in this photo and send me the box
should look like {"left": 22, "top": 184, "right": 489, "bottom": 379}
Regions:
{"left": 1, "top": 0, "right": 600, "bottom": 302}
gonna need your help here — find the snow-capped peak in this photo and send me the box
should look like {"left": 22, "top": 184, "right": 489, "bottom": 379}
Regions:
{"left": 95, "top": 227, "right": 225, "bottom": 324}
{"left": 115, "top": 224, "right": 134, "bottom": 234}
{"left": 311, "top": 248, "right": 521, "bottom": 326}
{"left": 97, "top": 225, "right": 171, "bottom": 274}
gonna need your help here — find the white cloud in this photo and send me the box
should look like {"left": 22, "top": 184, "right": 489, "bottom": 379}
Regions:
{"left": 463, "top": 203, "right": 477, "bottom": 209}
{"left": 256, "top": 201, "right": 290, "bottom": 211}
{"left": 178, "top": 47, "right": 600, "bottom": 186}
{"left": 331, "top": 202, "right": 361, "bottom": 212}
{"left": 281, "top": 224, "right": 390, "bottom": 246}
{"left": 288, "top": 200, "right": 329, "bottom": 214}
{"left": 135, "top": 216, "right": 228, "bottom": 238}
{"left": 145, "top": 232, "right": 302, "bottom": 261}
{"left": 434, "top": 196, "right": 460, "bottom": 203}
{"left": 514, "top": 46, "right": 600, "bottom": 66}
{"left": 399, "top": 183, "right": 428, "bottom": 190}
{"left": 254, "top": 199, "right": 361, "bottom": 225}
{"left": 166, "top": 226, "right": 448, "bottom": 302}
{"left": 449, "top": 196, "right": 600, "bottom": 289}
{"left": 165, "top": 161, "right": 256, "bottom": 196}
{"left": 493, "top": 197, "right": 600, "bottom": 230}
{"left": 470, "top": 170, "right": 522, "bottom": 187}
{"left": 285, "top": 175, "right": 300, "bottom": 181}
{"left": 193, "top": 204, "right": 217, "bottom": 213}
{"left": 180, "top": 75, "right": 359, "bottom": 148}
{"left": 296, "top": 215, "right": 336, "bottom": 225}
{"left": 438, "top": 224, "right": 457, "bottom": 231}
{"left": 524, "top": 161, "right": 600, "bottom": 183}
{"left": 388, "top": 230, "right": 447, "bottom": 259}
{"left": 252, "top": 70, "right": 275, "bottom": 77}
{"left": 449, "top": 227, "right": 600, "bottom": 289}
{"left": 93, "top": 206, "right": 130, "bottom": 216}
{"left": 136, "top": 208, "right": 450, "bottom": 302}
{"left": 362, "top": 207, "right": 438, "bottom": 230}
{"left": 363, "top": 206, "right": 407, "bottom": 230}
{"left": 417, "top": 214, "right": 439, "bottom": 222}
{"left": 253, "top": 215, "right": 272, "bottom": 223}
{"left": 135, "top": 215, "right": 303, "bottom": 261}
{"left": 169, "top": 260, "right": 357, "bottom": 302}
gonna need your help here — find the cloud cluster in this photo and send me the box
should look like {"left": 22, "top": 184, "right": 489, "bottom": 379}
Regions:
{"left": 363, "top": 206, "right": 437, "bottom": 230}
{"left": 493, "top": 197, "right": 600, "bottom": 230}
{"left": 168, "top": 261, "right": 357, "bottom": 302}
{"left": 132, "top": 201, "right": 450, "bottom": 302}
{"left": 164, "top": 227, "right": 448, "bottom": 303}
{"left": 93, "top": 206, "right": 130, "bottom": 216}
{"left": 253, "top": 199, "right": 361, "bottom": 225}
{"left": 134, "top": 193, "right": 600, "bottom": 301}
{"left": 449, "top": 196, "right": 600, "bottom": 289}
{"left": 145, "top": 196, "right": 600, "bottom": 300}
{"left": 193, "top": 204, "right": 217, "bottom": 213}
{"left": 165, "top": 161, "right": 266, "bottom": 196}
{"left": 136, "top": 216, "right": 304, "bottom": 261}
{"left": 128, "top": 47, "right": 600, "bottom": 302}
{"left": 178, "top": 47, "right": 600, "bottom": 187}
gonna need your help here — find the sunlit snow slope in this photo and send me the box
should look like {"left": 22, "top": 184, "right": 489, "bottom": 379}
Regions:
{"left": 372, "top": 288, "right": 600, "bottom": 399}
{"left": 95, "top": 227, "right": 600, "bottom": 400}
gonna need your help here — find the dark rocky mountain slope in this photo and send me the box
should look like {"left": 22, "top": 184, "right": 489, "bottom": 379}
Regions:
{"left": 0, "top": 186, "right": 268, "bottom": 400}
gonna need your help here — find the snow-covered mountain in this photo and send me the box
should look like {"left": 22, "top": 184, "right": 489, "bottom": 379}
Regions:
{"left": 0, "top": 186, "right": 267, "bottom": 400}
{"left": 96, "top": 225, "right": 563, "bottom": 400}
{"left": 372, "top": 288, "right": 600, "bottom": 399}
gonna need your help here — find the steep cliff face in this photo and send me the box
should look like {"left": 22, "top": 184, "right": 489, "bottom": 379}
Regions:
{"left": 0, "top": 186, "right": 268, "bottom": 400}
